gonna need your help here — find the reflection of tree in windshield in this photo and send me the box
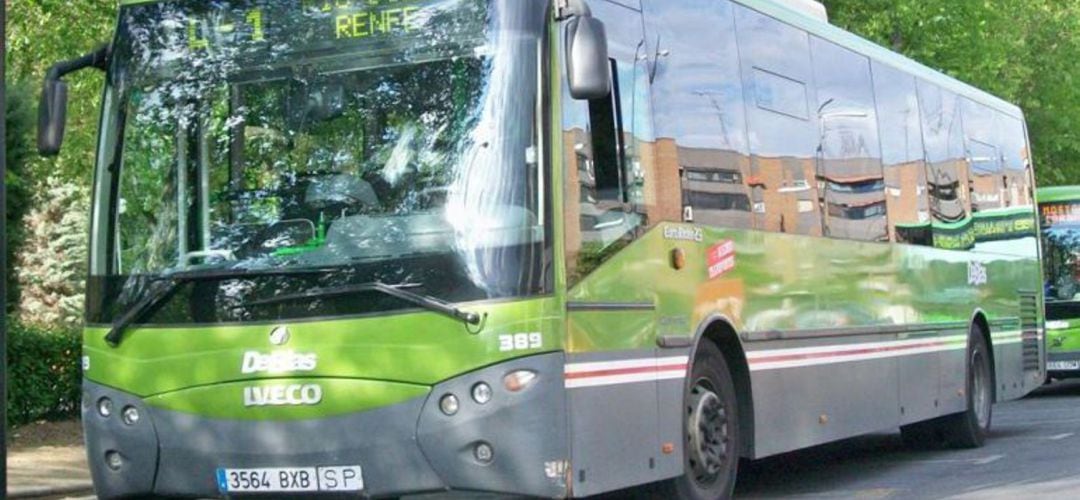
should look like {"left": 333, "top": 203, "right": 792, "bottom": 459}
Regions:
{"left": 92, "top": 0, "right": 552, "bottom": 325}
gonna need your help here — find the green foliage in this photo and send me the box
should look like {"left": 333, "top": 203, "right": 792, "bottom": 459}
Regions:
{"left": 5, "top": 0, "right": 117, "bottom": 186}
{"left": 16, "top": 177, "right": 90, "bottom": 327}
{"left": 6, "top": 322, "right": 82, "bottom": 427}
{"left": 6, "top": 1, "right": 115, "bottom": 321}
{"left": 5, "top": 81, "right": 35, "bottom": 311}
{"left": 824, "top": 0, "right": 1080, "bottom": 185}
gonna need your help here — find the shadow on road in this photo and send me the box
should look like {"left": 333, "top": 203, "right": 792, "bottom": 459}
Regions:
{"left": 734, "top": 432, "right": 907, "bottom": 496}
{"left": 1026, "top": 378, "right": 1080, "bottom": 398}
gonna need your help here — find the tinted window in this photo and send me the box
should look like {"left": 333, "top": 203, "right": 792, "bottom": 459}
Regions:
{"left": 644, "top": 0, "right": 751, "bottom": 229}
{"left": 961, "top": 98, "right": 1003, "bottom": 213}
{"left": 735, "top": 5, "right": 820, "bottom": 236}
{"left": 918, "top": 82, "right": 969, "bottom": 225}
{"left": 563, "top": 1, "right": 656, "bottom": 286}
{"left": 999, "top": 114, "right": 1034, "bottom": 208}
{"left": 872, "top": 62, "right": 930, "bottom": 245}
{"left": 811, "top": 37, "right": 886, "bottom": 242}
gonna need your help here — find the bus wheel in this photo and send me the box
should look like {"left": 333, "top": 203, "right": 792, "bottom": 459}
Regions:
{"left": 941, "top": 324, "right": 993, "bottom": 448}
{"left": 654, "top": 341, "right": 740, "bottom": 500}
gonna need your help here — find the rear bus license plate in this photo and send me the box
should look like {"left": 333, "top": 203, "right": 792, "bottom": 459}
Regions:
{"left": 1048, "top": 360, "right": 1080, "bottom": 371}
{"left": 217, "top": 466, "right": 363, "bottom": 493}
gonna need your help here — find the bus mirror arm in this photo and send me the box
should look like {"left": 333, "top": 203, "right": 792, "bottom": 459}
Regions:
{"left": 561, "top": 0, "right": 611, "bottom": 101}
{"left": 38, "top": 44, "right": 110, "bottom": 157}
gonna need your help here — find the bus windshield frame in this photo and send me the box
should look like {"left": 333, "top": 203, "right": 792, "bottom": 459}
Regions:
{"left": 86, "top": 0, "right": 553, "bottom": 326}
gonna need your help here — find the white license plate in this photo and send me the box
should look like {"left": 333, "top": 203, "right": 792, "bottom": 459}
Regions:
{"left": 216, "top": 466, "right": 363, "bottom": 493}
{"left": 1048, "top": 361, "right": 1080, "bottom": 371}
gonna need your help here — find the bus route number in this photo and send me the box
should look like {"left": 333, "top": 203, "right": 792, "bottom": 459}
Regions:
{"left": 499, "top": 333, "right": 542, "bottom": 352}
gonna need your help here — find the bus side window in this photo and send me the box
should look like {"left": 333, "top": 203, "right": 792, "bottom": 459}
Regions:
{"left": 564, "top": 56, "right": 654, "bottom": 286}
{"left": 734, "top": 5, "right": 822, "bottom": 237}
{"left": 810, "top": 36, "right": 887, "bottom": 242}
{"left": 960, "top": 98, "right": 1003, "bottom": 216}
{"left": 917, "top": 81, "right": 971, "bottom": 248}
{"left": 872, "top": 62, "right": 930, "bottom": 246}
{"left": 644, "top": 0, "right": 752, "bottom": 231}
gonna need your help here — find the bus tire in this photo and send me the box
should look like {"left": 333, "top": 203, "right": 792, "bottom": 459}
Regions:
{"left": 652, "top": 341, "right": 740, "bottom": 500}
{"left": 940, "top": 324, "right": 993, "bottom": 448}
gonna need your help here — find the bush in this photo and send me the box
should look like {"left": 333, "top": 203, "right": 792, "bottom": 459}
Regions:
{"left": 6, "top": 321, "right": 82, "bottom": 427}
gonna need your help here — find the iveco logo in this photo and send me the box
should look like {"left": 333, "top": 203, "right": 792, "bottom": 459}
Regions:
{"left": 269, "top": 326, "right": 291, "bottom": 346}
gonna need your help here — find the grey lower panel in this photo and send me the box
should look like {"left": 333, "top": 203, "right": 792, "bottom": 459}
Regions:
{"left": 83, "top": 353, "right": 570, "bottom": 499}
{"left": 417, "top": 352, "right": 570, "bottom": 498}
{"left": 566, "top": 349, "right": 688, "bottom": 498}
{"left": 81, "top": 385, "right": 158, "bottom": 498}
{"left": 750, "top": 355, "right": 902, "bottom": 459}
{"left": 995, "top": 339, "right": 1028, "bottom": 401}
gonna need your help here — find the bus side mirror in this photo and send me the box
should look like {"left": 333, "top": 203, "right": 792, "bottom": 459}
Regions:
{"left": 38, "top": 78, "right": 69, "bottom": 157}
{"left": 37, "top": 44, "right": 111, "bottom": 157}
{"left": 564, "top": 11, "right": 611, "bottom": 100}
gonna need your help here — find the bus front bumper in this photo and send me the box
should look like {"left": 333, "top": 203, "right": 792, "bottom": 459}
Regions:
{"left": 82, "top": 353, "right": 569, "bottom": 499}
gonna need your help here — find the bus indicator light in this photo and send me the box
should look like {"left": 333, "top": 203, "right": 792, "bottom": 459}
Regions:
{"left": 503, "top": 370, "right": 537, "bottom": 392}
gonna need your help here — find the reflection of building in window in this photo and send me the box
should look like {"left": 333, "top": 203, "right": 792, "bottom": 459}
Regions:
{"left": 927, "top": 159, "right": 969, "bottom": 224}
{"left": 671, "top": 146, "right": 753, "bottom": 229}
{"left": 883, "top": 159, "right": 930, "bottom": 241}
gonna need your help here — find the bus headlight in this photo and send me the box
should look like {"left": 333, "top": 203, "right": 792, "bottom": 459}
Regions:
{"left": 439, "top": 394, "right": 460, "bottom": 415}
{"left": 121, "top": 406, "right": 140, "bottom": 426}
{"left": 471, "top": 382, "right": 493, "bottom": 405}
{"left": 503, "top": 370, "right": 537, "bottom": 392}
{"left": 97, "top": 397, "right": 113, "bottom": 418}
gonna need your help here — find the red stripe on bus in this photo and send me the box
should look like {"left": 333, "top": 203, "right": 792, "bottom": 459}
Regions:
{"left": 749, "top": 340, "right": 950, "bottom": 365}
{"left": 565, "top": 363, "right": 689, "bottom": 379}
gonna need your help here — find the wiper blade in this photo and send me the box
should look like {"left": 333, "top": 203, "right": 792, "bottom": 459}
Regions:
{"left": 236, "top": 282, "right": 483, "bottom": 326}
{"left": 104, "top": 267, "right": 341, "bottom": 346}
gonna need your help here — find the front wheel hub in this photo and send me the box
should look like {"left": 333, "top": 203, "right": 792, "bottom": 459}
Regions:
{"left": 687, "top": 381, "right": 728, "bottom": 486}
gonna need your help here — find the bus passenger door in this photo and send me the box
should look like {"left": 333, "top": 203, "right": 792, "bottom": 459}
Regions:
{"left": 561, "top": 0, "right": 669, "bottom": 495}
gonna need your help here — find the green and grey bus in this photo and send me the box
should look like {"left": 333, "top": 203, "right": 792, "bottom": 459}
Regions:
{"left": 1038, "top": 186, "right": 1080, "bottom": 379}
{"left": 39, "top": 0, "right": 1044, "bottom": 498}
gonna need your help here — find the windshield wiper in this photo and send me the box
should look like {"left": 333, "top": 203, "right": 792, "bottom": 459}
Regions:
{"left": 235, "top": 282, "right": 483, "bottom": 326}
{"left": 105, "top": 267, "right": 342, "bottom": 347}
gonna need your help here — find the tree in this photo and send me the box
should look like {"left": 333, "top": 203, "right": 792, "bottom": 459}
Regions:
{"left": 824, "top": 0, "right": 1080, "bottom": 185}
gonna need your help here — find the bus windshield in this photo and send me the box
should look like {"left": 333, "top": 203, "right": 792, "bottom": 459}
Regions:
{"left": 1041, "top": 199, "right": 1080, "bottom": 309}
{"left": 88, "top": 0, "right": 550, "bottom": 325}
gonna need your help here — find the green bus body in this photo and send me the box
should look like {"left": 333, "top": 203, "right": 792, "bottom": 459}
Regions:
{"left": 1037, "top": 185, "right": 1080, "bottom": 377}
{"left": 75, "top": 0, "right": 1045, "bottom": 498}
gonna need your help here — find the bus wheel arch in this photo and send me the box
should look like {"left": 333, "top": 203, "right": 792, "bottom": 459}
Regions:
{"left": 691, "top": 316, "right": 755, "bottom": 459}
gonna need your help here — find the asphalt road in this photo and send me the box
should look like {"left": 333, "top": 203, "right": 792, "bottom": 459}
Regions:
{"left": 734, "top": 378, "right": 1080, "bottom": 499}
{"left": 53, "top": 379, "right": 1080, "bottom": 499}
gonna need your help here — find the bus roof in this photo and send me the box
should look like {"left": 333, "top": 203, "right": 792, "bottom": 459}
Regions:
{"left": 1037, "top": 186, "right": 1080, "bottom": 204}
{"left": 115, "top": 0, "right": 1024, "bottom": 120}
